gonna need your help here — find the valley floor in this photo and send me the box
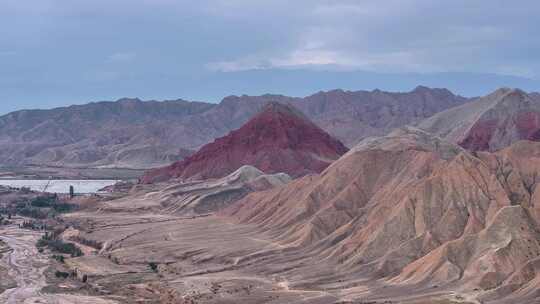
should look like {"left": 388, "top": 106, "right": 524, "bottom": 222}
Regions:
{"left": 52, "top": 211, "right": 480, "bottom": 304}
{"left": 0, "top": 214, "right": 485, "bottom": 304}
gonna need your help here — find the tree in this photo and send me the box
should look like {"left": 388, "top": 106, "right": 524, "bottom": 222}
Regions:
{"left": 69, "top": 185, "right": 75, "bottom": 199}
{"left": 148, "top": 262, "right": 158, "bottom": 272}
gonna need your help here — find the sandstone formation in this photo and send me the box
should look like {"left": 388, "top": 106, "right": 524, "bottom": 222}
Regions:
{"left": 223, "top": 127, "right": 540, "bottom": 302}
{"left": 141, "top": 102, "right": 348, "bottom": 183}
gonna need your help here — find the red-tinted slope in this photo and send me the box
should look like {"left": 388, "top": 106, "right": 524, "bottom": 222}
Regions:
{"left": 141, "top": 102, "right": 348, "bottom": 183}
{"left": 420, "top": 88, "right": 540, "bottom": 152}
{"left": 460, "top": 111, "right": 540, "bottom": 151}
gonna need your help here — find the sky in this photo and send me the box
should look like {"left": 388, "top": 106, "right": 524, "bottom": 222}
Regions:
{"left": 1, "top": 0, "right": 540, "bottom": 114}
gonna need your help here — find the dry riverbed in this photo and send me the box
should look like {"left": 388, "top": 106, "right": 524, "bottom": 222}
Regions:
{"left": 0, "top": 220, "right": 119, "bottom": 304}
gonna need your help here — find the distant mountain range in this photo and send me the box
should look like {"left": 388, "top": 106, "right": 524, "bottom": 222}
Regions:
{"left": 0, "top": 86, "right": 469, "bottom": 169}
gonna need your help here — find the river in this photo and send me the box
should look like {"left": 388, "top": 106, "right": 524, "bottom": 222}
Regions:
{"left": 0, "top": 180, "right": 118, "bottom": 194}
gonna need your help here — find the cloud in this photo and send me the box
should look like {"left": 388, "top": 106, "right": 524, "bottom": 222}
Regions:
{"left": 1, "top": 0, "right": 539, "bottom": 111}
{"left": 495, "top": 66, "right": 535, "bottom": 79}
{"left": 207, "top": 48, "right": 444, "bottom": 74}
{"left": 206, "top": 49, "right": 344, "bottom": 72}
{"left": 205, "top": 0, "right": 540, "bottom": 78}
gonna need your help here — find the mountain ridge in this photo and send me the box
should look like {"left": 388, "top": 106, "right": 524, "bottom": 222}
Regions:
{"left": 0, "top": 86, "right": 470, "bottom": 169}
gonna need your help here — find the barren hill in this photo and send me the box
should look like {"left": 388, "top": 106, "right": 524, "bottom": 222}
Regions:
{"left": 141, "top": 102, "right": 348, "bottom": 182}
{"left": 223, "top": 127, "right": 540, "bottom": 302}
{"left": 101, "top": 165, "right": 290, "bottom": 216}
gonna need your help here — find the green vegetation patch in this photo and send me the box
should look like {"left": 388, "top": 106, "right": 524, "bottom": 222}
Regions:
{"left": 37, "top": 232, "right": 83, "bottom": 257}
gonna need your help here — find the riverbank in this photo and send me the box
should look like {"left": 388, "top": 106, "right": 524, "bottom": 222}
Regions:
{"left": 0, "top": 165, "right": 144, "bottom": 181}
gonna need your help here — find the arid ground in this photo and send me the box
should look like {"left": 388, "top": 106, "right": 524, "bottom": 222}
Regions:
{"left": 0, "top": 202, "right": 477, "bottom": 304}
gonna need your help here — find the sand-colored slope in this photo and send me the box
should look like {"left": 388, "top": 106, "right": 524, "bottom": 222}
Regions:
{"left": 223, "top": 127, "right": 540, "bottom": 301}
{"left": 102, "top": 165, "right": 291, "bottom": 216}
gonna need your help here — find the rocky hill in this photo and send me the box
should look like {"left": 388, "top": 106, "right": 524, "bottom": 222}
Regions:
{"left": 141, "top": 102, "right": 348, "bottom": 182}
{"left": 0, "top": 86, "right": 468, "bottom": 169}
{"left": 420, "top": 88, "right": 540, "bottom": 151}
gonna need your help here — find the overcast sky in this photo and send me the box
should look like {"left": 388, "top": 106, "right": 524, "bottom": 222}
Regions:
{"left": 1, "top": 0, "right": 539, "bottom": 114}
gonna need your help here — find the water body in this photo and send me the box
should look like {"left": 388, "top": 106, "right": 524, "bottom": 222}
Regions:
{"left": 0, "top": 180, "right": 118, "bottom": 194}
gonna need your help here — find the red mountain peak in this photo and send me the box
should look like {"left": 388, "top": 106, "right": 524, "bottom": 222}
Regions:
{"left": 141, "top": 102, "right": 348, "bottom": 183}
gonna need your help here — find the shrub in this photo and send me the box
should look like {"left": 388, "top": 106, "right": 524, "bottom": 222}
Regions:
{"left": 18, "top": 207, "right": 48, "bottom": 219}
{"left": 30, "top": 196, "right": 57, "bottom": 208}
{"left": 69, "top": 236, "right": 103, "bottom": 250}
{"left": 47, "top": 240, "right": 83, "bottom": 257}
{"left": 52, "top": 255, "right": 65, "bottom": 263}
{"left": 55, "top": 271, "right": 70, "bottom": 279}
{"left": 52, "top": 203, "right": 75, "bottom": 213}
{"left": 3, "top": 195, "right": 76, "bottom": 220}
{"left": 21, "top": 220, "right": 46, "bottom": 230}
{"left": 36, "top": 234, "right": 83, "bottom": 257}
{"left": 148, "top": 262, "right": 158, "bottom": 272}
